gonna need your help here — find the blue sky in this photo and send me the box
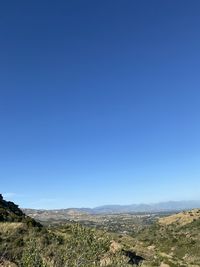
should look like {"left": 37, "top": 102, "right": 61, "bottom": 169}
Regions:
{"left": 0, "top": 0, "right": 200, "bottom": 208}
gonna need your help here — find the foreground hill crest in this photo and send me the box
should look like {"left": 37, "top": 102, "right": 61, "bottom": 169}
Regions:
{"left": 0, "top": 194, "right": 41, "bottom": 227}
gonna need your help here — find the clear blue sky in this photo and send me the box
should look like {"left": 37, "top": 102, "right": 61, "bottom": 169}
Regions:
{"left": 0, "top": 0, "right": 200, "bottom": 209}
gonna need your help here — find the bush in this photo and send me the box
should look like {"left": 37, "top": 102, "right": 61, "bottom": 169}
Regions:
{"left": 61, "top": 224, "right": 110, "bottom": 267}
{"left": 20, "top": 239, "right": 46, "bottom": 267}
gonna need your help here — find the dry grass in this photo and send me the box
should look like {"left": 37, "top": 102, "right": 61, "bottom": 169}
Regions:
{"left": 0, "top": 260, "right": 17, "bottom": 267}
{"left": 158, "top": 209, "right": 200, "bottom": 226}
{"left": 0, "top": 222, "right": 24, "bottom": 234}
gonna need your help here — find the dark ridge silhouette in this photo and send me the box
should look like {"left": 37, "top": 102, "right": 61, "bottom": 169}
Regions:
{"left": 0, "top": 194, "right": 42, "bottom": 227}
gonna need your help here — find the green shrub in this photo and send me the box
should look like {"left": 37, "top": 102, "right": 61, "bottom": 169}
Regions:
{"left": 20, "top": 239, "right": 46, "bottom": 267}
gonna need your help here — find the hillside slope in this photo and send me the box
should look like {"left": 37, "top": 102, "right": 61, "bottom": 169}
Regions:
{"left": 0, "top": 194, "right": 24, "bottom": 222}
{"left": 158, "top": 209, "right": 200, "bottom": 226}
{"left": 134, "top": 209, "right": 200, "bottom": 266}
{"left": 1, "top": 194, "right": 200, "bottom": 267}
{"left": 0, "top": 194, "right": 41, "bottom": 227}
{"left": 0, "top": 194, "right": 133, "bottom": 267}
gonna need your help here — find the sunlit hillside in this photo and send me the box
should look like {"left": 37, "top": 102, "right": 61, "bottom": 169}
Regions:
{"left": 1, "top": 194, "right": 200, "bottom": 267}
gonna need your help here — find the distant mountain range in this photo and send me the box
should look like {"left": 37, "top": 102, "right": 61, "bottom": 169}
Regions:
{"left": 23, "top": 200, "right": 200, "bottom": 219}
{"left": 91, "top": 200, "right": 200, "bottom": 213}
